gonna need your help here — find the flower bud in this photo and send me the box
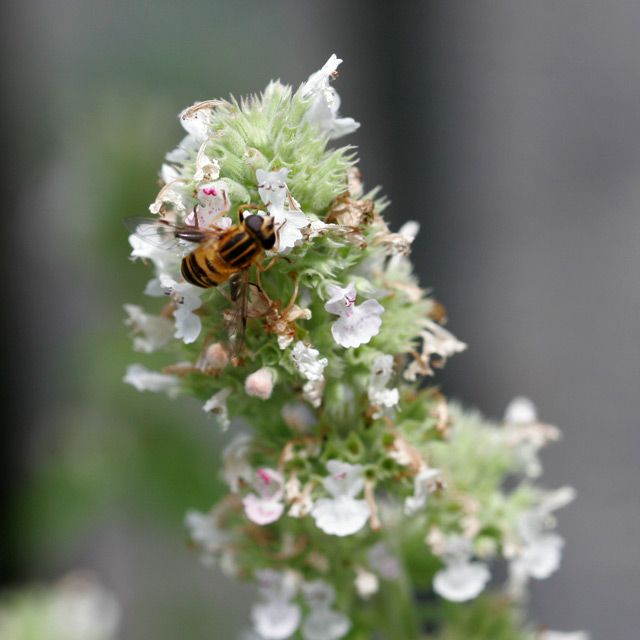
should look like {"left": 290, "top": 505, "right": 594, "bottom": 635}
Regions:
{"left": 204, "top": 343, "right": 229, "bottom": 370}
{"left": 245, "top": 368, "right": 275, "bottom": 400}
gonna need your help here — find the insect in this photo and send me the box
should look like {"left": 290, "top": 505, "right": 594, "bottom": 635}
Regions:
{"left": 127, "top": 206, "right": 277, "bottom": 354}
{"left": 128, "top": 207, "right": 276, "bottom": 286}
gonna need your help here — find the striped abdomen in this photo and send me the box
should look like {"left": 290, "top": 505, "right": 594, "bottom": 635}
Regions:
{"left": 180, "top": 229, "right": 262, "bottom": 288}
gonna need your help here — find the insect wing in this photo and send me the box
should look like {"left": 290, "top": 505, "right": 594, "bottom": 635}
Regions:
{"left": 125, "top": 217, "right": 224, "bottom": 255}
{"left": 226, "top": 270, "right": 250, "bottom": 356}
{"left": 125, "top": 217, "right": 188, "bottom": 253}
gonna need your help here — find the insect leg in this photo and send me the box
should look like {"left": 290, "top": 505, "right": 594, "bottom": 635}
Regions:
{"left": 255, "top": 255, "right": 292, "bottom": 273}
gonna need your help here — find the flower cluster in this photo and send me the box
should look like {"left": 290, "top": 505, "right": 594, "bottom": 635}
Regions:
{"left": 124, "top": 55, "right": 581, "bottom": 639}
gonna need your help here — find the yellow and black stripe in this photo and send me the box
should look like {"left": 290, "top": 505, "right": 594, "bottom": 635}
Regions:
{"left": 179, "top": 214, "right": 276, "bottom": 289}
{"left": 181, "top": 249, "right": 226, "bottom": 288}
{"left": 219, "top": 231, "right": 259, "bottom": 268}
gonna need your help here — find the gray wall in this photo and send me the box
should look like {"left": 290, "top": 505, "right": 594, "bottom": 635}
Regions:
{"left": 3, "top": 2, "right": 638, "bottom": 639}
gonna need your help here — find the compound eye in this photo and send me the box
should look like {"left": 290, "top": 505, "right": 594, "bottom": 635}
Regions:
{"left": 244, "top": 214, "right": 264, "bottom": 233}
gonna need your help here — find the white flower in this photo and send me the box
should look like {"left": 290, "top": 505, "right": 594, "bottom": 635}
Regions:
{"left": 256, "top": 168, "right": 310, "bottom": 251}
{"left": 148, "top": 181, "right": 187, "bottom": 216}
{"left": 243, "top": 468, "right": 285, "bottom": 525}
{"left": 257, "top": 168, "right": 289, "bottom": 212}
{"left": 193, "top": 143, "right": 220, "bottom": 183}
{"left": 404, "top": 319, "right": 467, "bottom": 380}
{"left": 128, "top": 233, "right": 180, "bottom": 277}
{"left": 123, "top": 364, "right": 180, "bottom": 398}
{"left": 302, "top": 608, "right": 351, "bottom": 640}
{"left": 302, "top": 378, "right": 326, "bottom": 409}
{"left": 245, "top": 368, "right": 275, "bottom": 400}
{"left": 222, "top": 434, "right": 253, "bottom": 493}
{"left": 185, "top": 179, "right": 232, "bottom": 229}
{"left": 184, "top": 507, "right": 234, "bottom": 571}
{"left": 256, "top": 569, "right": 299, "bottom": 601}
{"left": 432, "top": 536, "right": 490, "bottom": 602}
{"left": 384, "top": 220, "right": 421, "bottom": 269}
{"left": 519, "top": 532, "right": 564, "bottom": 579}
{"left": 203, "top": 388, "right": 233, "bottom": 430}
{"left": 368, "top": 354, "right": 399, "bottom": 414}
{"left": 123, "top": 304, "right": 173, "bottom": 353}
{"left": 503, "top": 397, "right": 560, "bottom": 478}
{"left": 433, "top": 559, "right": 491, "bottom": 602}
{"left": 252, "top": 571, "right": 301, "bottom": 640}
{"left": 538, "top": 632, "right": 590, "bottom": 640}
{"left": 252, "top": 600, "right": 301, "bottom": 640}
{"left": 158, "top": 274, "right": 203, "bottom": 344}
{"left": 185, "top": 509, "right": 229, "bottom": 552}
{"left": 272, "top": 205, "right": 309, "bottom": 253}
{"left": 539, "top": 485, "right": 576, "bottom": 514}
{"left": 507, "top": 491, "right": 570, "bottom": 600}
{"left": 301, "top": 581, "right": 351, "bottom": 640}
{"left": 291, "top": 341, "right": 328, "bottom": 381}
{"left": 404, "top": 467, "right": 441, "bottom": 516}
{"left": 504, "top": 396, "right": 537, "bottom": 424}
{"left": 311, "top": 460, "right": 370, "bottom": 536}
{"left": 161, "top": 105, "right": 209, "bottom": 181}
{"left": 324, "top": 283, "right": 384, "bottom": 348}
{"left": 301, "top": 54, "right": 360, "bottom": 140}
{"left": 508, "top": 514, "right": 565, "bottom": 592}
{"left": 354, "top": 567, "right": 379, "bottom": 600}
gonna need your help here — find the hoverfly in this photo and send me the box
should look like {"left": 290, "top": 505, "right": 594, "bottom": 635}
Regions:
{"left": 126, "top": 205, "right": 277, "bottom": 356}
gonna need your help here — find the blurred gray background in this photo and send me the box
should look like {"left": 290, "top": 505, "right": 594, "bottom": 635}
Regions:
{"left": 2, "top": 1, "right": 639, "bottom": 639}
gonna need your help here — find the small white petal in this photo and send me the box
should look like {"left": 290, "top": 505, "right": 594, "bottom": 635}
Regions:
{"left": 331, "top": 301, "right": 383, "bottom": 348}
{"left": 124, "top": 304, "right": 173, "bottom": 353}
{"left": 520, "top": 533, "right": 564, "bottom": 579}
{"left": 222, "top": 434, "right": 253, "bottom": 493}
{"left": 159, "top": 276, "right": 204, "bottom": 344}
{"left": 324, "top": 283, "right": 357, "bottom": 316}
{"left": 302, "top": 608, "right": 351, "bottom": 640}
{"left": 185, "top": 508, "right": 230, "bottom": 556}
{"left": 257, "top": 168, "right": 290, "bottom": 211}
{"left": 323, "top": 460, "right": 365, "bottom": 499}
{"left": 538, "top": 632, "right": 590, "bottom": 640}
{"left": 301, "top": 55, "right": 360, "bottom": 140}
{"left": 504, "top": 396, "right": 538, "bottom": 424}
{"left": 354, "top": 568, "right": 379, "bottom": 600}
{"left": 243, "top": 468, "right": 285, "bottom": 525}
{"left": 243, "top": 495, "right": 285, "bottom": 525}
{"left": 433, "top": 560, "right": 490, "bottom": 602}
{"left": 123, "top": 364, "right": 180, "bottom": 398}
{"left": 252, "top": 600, "right": 301, "bottom": 640}
{"left": 404, "top": 467, "right": 441, "bottom": 516}
{"left": 291, "top": 341, "right": 328, "bottom": 381}
{"left": 312, "top": 495, "right": 369, "bottom": 537}
{"left": 203, "top": 388, "right": 232, "bottom": 430}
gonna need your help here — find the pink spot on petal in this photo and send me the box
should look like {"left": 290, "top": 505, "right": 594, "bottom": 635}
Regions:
{"left": 202, "top": 187, "right": 218, "bottom": 196}
{"left": 257, "top": 468, "right": 272, "bottom": 485}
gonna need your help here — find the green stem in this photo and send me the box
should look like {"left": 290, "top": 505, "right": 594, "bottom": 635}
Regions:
{"left": 377, "top": 571, "right": 422, "bottom": 640}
